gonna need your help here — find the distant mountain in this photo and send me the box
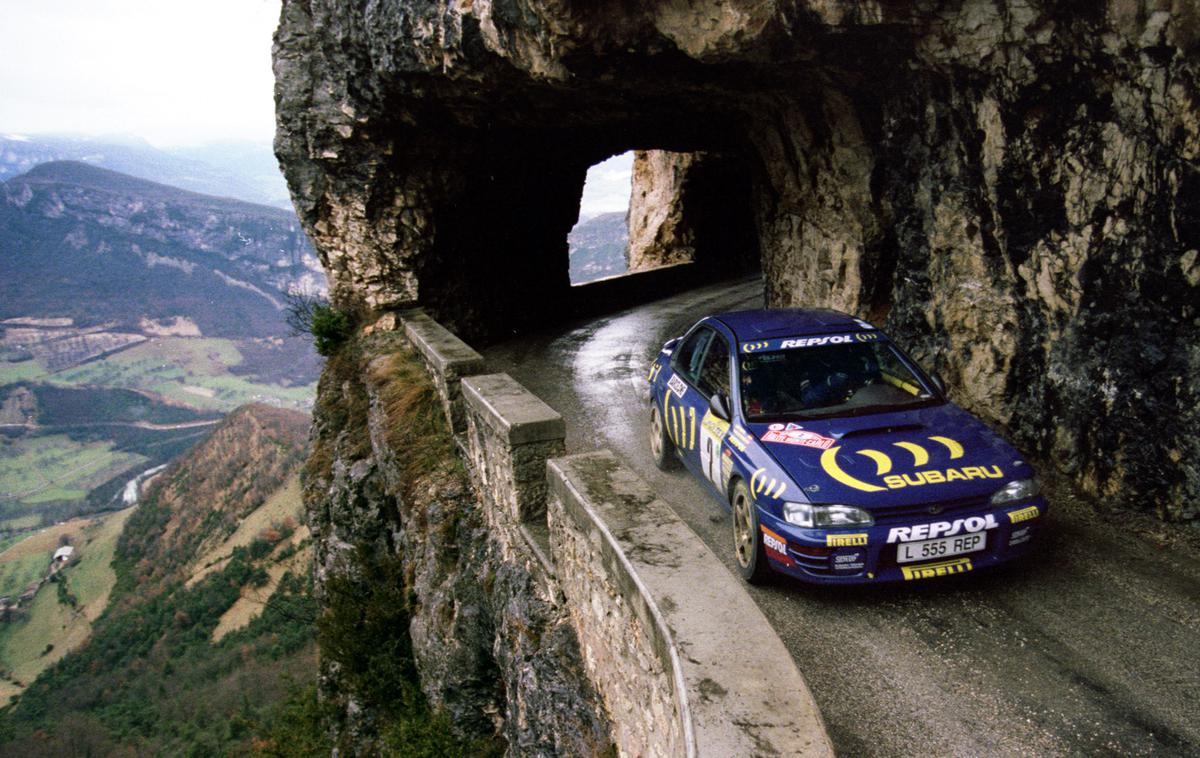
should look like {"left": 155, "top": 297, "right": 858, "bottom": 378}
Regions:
{"left": 169, "top": 140, "right": 293, "bottom": 208}
{"left": 0, "top": 134, "right": 291, "bottom": 208}
{"left": 0, "top": 161, "right": 324, "bottom": 338}
{"left": 0, "top": 404, "right": 316, "bottom": 755}
{"left": 568, "top": 211, "right": 629, "bottom": 284}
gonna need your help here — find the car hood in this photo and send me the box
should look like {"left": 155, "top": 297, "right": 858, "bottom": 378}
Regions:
{"left": 747, "top": 402, "right": 1032, "bottom": 508}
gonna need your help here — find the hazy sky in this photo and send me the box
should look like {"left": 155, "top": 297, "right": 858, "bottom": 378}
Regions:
{"left": 0, "top": 0, "right": 280, "bottom": 146}
{"left": 578, "top": 152, "right": 633, "bottom": 220}
{"left": 0, "top": 0, "right": 632, "bottom": 215}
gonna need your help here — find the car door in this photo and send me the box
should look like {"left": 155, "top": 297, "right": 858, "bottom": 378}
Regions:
{"left": 664, "top": 326, "right": 710, "bottom": 472}
{"left": 693, "top": 329, "right": 733, "bottom": 490}
{"left": 668, "top": 325, "right": 732, "bottom": 486}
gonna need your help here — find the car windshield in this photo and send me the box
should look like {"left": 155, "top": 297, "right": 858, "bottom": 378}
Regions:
{"left": 739, "top": 340, "right": 939, "bottom": 421}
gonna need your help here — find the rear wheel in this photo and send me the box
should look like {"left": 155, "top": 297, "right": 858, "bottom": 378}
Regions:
{"left": 731, "top": 479, "right": 771, "bottom": 584}
{"left": 650, "top": 404, "right": 678, "bottom": 471}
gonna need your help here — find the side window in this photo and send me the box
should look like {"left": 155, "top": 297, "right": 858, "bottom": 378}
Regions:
{"left": 874, "top": 344, "right": 926, "bottom": 396}
{"left": 671, "top": 327, "right": 713, "bottom": 384}
{"left": 697, "top": 333, "right": 731, "bottom": 398}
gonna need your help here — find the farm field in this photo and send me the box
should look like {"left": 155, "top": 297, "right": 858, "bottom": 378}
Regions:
{"left": 0, "top": 508, "right": 133, "bottom": 702}
{"left": 0, "top": 435, "right": 146, "bottom": 530}
{"left": 0, "top": 327, "right": 317, "bottom": 544}
{"left": 0, "top": 336, "right": 316, "bottom": 413}
{"left": 0, "top": 517, "right": 94, "bottom": 599}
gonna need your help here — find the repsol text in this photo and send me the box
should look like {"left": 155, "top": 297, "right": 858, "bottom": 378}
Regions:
{"left": 887, "top": 514, "right": 999, "bottom": 543}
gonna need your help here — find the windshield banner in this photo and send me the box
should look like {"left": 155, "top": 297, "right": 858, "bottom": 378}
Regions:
{"left": 740, "top": 332, "right": 883, "bottom": 353}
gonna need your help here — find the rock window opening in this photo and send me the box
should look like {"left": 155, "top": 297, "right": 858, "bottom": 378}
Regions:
{"left": 568, "top": 151, "right": 635, "bottom": 285}
{"left": 568, "top": 148, "right": 759, "bottom": 288}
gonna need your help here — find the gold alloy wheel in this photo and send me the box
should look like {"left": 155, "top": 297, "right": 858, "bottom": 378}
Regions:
{"left": 650, "top": 406, "right": 664, "bottom": 460}
{"left": 733, "top": 486, "right": 754, "bottom": 568}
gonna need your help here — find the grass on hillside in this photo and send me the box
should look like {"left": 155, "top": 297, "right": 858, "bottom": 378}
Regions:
{"left": 213, "top": 542, "right": 311, "bottom": 642}
{"left": 0, "top": 517, "right": 93, "bottom": 599}
{"left": 0, "top": 516, "right": 40, "bottom": 533}
{"left": 0, "top": 508, "right": 133, "bottom": 702}
{"left": 0, "top": 532, "right": 320, "bottom": 755}
{"left": 0, "top": 535, "right": 24, "bottom": 555}
{"left": 187, "top": 474, "right": 303, "bottom": 589}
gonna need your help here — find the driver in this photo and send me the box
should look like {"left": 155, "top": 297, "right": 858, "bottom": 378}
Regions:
{"left": 742, "top": 361, "right": 803, "bottom": 416}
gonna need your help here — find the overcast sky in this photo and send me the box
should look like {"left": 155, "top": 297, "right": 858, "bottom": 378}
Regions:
{"left": 0, "top": 0, "right": 631, "bottom": 216}
{"left": 577, "top": 152, "right": 633, "bottom": 220}
{"left": 0, "top": 0, "right": 280, "bottom": 147}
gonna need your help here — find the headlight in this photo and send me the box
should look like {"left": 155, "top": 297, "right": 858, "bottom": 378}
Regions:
{"left": 783, "top": 502, "right": 875, "bottom": 528}
{"left": 990, "top": 478, "right": 1041, "bottom": 505}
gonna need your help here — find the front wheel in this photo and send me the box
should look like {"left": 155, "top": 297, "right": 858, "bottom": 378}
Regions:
{"left": 731, "top": 480, "right": 771, "bottom": 584}
{"left": 649, "top": 404, "right": 678, "bottom": 471}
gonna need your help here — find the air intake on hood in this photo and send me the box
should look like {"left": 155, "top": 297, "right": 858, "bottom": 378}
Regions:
{"left": 837, "top": 423, "right": 925, "bottom": 439}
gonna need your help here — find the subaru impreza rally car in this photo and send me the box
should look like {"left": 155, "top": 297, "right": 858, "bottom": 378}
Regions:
{"left": 647, "top": 308, "right": 1046, "bottom": 584}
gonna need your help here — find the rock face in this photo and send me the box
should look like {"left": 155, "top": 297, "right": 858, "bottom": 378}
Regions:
{"left": 274, "top": 4, "right": 1199, "bottom": 513}
{"left": 627, "top": 150, "right": 700, "bottom": 272}
{"left": 306, "top": 339, "right": 610, "bottom": 754}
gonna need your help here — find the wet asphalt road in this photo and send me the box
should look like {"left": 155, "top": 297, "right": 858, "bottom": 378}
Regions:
{"left": 483, "top": 277, "right": 1200, "bottom": 757}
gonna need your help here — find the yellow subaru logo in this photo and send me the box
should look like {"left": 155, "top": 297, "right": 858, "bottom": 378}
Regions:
{"left": 819, "top": 436, "right": 1003, "bottom": 493}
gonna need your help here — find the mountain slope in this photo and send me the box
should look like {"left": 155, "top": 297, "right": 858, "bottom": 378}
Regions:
{"left": 0, "top": 161, "right": 324, "bottom": 338}
{"left": 0, "top": 134, "right": 290, "bottom": 208}
{"left": 568, "top": 211, "right": 628, "bottom": 284}
{"left": 0, "top": 403, "right": 315, "bottom": 755}
{"left": 119, "top": 403, "right": 310, "bottom": 587}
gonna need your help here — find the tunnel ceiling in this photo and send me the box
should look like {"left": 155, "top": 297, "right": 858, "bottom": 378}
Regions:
{"left": 274, "top": 0, "right": 1199, "bottom": 520}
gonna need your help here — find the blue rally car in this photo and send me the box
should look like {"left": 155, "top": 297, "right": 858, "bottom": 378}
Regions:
{"left": 647, "top": 309, "right": 1046, "bottom": 584}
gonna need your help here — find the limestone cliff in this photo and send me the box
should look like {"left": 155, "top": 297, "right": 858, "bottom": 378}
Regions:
{"left": 274, "top": 3, "right": 1197, "bottom": 511}
{"left": 305, "top": 335, "right": 609, "bottom": 754}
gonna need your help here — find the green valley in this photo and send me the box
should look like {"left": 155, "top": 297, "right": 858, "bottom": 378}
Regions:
{"left": 0, "top": 405, "right": 318, "bottom": 755}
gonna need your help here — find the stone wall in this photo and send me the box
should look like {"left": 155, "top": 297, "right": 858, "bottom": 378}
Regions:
{"left": 400, "top": 310, "right": 832, "bottom": 756}
{"left": 548, "top": 451, "right": 832, "bottom": 757}
{"left": 308, "top": 330, "right": 609, "bottom": 755}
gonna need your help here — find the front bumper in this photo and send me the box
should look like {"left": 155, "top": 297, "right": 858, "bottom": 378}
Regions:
{"left": 757, "top": 498, "right": 1047, "bottom": 584}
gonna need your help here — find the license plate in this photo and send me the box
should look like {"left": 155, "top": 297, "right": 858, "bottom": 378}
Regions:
{"left": 896, "top": 532, "right": 987, "bottom": 563}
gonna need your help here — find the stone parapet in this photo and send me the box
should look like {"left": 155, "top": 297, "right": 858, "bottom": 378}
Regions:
{"left": 548, "top": 451, "right": 835, "bottom": 758}
{"left": 401, "top": 309, "right": 486, "bottom": 434}
{"left": 462, "top": 373, "right": 565, "bottom": 524}
{"left": 383, "top": 312, "right": 833, "bottom": 755}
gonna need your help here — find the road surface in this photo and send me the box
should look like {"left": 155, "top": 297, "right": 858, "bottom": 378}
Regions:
{"left": 484, "top": 276, "right": 1200, "bottom": 757}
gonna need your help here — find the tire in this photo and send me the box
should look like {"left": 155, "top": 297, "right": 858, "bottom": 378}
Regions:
{"left": 650, "top": 404, "right": 679, "bottom": 471}
{"left": 731, "top": 479, "right": 771, "bottom": 584}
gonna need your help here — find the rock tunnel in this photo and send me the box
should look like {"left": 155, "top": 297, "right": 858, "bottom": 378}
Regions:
{"left": 274, "top": 1, "right": 1199, "bottom": 518}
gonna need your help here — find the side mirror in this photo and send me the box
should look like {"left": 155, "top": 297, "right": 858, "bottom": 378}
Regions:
{"left": 930, "top": 372, "right": 946, "bottom": 395}
{"left": 709, "top": 392, "right": 732, "bottom": 422}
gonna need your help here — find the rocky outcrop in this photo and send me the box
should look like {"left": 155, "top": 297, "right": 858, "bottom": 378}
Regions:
{"left": 275, "top": 5, "right": 1198, "bottom": 510}
{"left": 305, "top": 334, "right": 610, "bottom": 754}
{"left": 627, "top": 150, "right": 699, "bottom": 272}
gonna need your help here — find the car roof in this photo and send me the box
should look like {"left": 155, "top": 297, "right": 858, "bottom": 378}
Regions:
{"left": 711, "top": 308, "right": 874, "bottom": 340}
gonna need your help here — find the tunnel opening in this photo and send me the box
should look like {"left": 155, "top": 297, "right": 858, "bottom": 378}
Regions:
{"left": 568, "top": 152, "right": 635, "bottom": 285}
{"left": 567, "top": 147, "right": 761, "bottom": 288}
